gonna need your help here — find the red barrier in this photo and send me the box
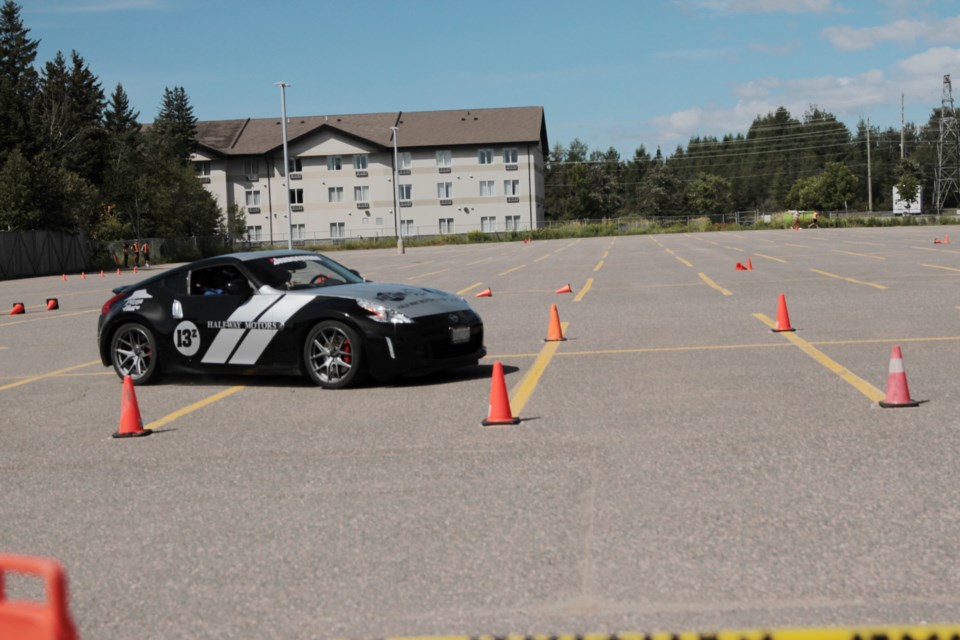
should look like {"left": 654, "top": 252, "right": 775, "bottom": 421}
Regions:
{"left": 0, "top": 554, "right": 77, "bottom": 640}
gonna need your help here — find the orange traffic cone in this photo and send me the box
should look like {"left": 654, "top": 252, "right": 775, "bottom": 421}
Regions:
{"left": 772, "top": 293, "right": 795, "bottom": 332}
{"left": 10, "top": 302, "right": 24, "bottom": 315}
{"left": 475, "top": 287, "right": 492, "bottom": 298}
{"left": 116, "top": 268, "right": 121, "bottom": 276}
{"left": 735, "top": 262, "right": 746, "bottom": 271}
{"left": 0, "top": 554, "right": 79, "bottom": 640}
{"left": 61, "top": 273, "right": 66, "bottom": 282}
{"left": 879, "top": 345, "right": 920, "bottom": 408}
{"left": 746, "top": 258, "right": 754, "bottom": 270}
{"left": 133, "top": 266, "right": 137, "bottom": 274}
{"left": 545, "top": 303, "right": 566, "bottom": 342}
{"left": 113, "top": 376, "right": 151, "bottom": 438}
{"left": 934, "top": 238, "right": 942, "bottom": 244}
{"left": 481, "top": 361, "right": 520, "bottom": 426}
{"left": 100, "top": 269, "right": 105, "bottom": 278}
{"left": 81, "top": 272, "right": 86, "bottom": 280}
{"left": 555, "top": 283, "right": 572, "bottom": 294}
{"left": 46, "top": 298, "right": 59, "bottom": 311}
{"left": 946, "top": 233, "right": 951, "bottom": 244}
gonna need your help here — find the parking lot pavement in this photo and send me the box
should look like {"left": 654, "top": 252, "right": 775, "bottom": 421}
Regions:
{"left": 2, "top": 227, "right": 960, "bottom": 638}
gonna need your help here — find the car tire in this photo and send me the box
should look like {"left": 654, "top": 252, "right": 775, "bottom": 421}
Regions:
{"left": 109, "top": 322, "right": 159, "bottom": 385}
{"left": 303, "top": 320, "right": 366, "bottom": 389}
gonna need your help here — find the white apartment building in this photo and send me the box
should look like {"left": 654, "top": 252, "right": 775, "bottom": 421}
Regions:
{"left": 191, "top": 106, "right": 548, "bottom": 244}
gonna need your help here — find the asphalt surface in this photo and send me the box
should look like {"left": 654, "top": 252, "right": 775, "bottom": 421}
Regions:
{"left": 2, "top": 226, "right": 960, "bottom": 639}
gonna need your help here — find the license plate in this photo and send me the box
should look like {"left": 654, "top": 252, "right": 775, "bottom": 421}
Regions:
{"left": 450, "top": 326, "right": 471, "bottom": 344}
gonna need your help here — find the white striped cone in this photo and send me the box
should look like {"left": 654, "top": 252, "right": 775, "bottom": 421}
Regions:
{"left": 879, "top": 345, "right": 919, "bottom": 408}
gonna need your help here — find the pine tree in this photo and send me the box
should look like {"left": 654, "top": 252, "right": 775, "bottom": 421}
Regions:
{"left": 0, "top": 0, "right": 38, "bottom": 161}
{"left": 154, "top": 85, "right": 196, "bottom": 163}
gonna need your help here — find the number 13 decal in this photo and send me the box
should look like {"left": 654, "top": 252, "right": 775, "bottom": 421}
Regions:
{"left": 173, "top": 320, "right": 201, "bottom": 356}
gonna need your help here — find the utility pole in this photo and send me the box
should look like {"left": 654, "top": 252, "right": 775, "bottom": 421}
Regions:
{"left": 276, "top": 82, "right": 293, "bottom": 249}
{"left": 866, "top": 118, "right": 873, "bottom": 212}
{"left": 900, "top": 93, "right": 905, "bottom": 160}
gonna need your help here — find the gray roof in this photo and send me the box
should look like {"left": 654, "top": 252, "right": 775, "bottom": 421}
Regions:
{"left": 194, "top": 106, "right": 547, "bottom": 157}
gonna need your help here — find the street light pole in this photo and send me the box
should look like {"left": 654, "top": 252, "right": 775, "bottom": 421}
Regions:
{"left": 391, "top": 126, "right": 405, "bottom": 254}
{"left": 276, "top": 82, "right": 293, "bottom": 250}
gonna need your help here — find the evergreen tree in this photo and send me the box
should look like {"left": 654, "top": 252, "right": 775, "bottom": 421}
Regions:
{"left": 0, "top": 0, "right": 38, "bottom": 161}
{"left": 154, "top": 85, "right": 197, "bottom": 163}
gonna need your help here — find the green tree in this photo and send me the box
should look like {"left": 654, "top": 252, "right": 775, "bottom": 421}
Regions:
{"left": 0, "top": 147, "right": 39, "bottom": 228}
{"left": 0, "top": 0, "right": 38, "bottom": 162}
{"left": 154, "top": 86, "right": 197, "bottom": 164}
{"left": 818, "top": 161, "right": 857, "bottom": 210}
{"left": 894, "top": 157, "right": 922, "bottom": 213}
{"left": 686, "top": 173, "right": 734, "bottom": 215}
{"left": 636, "top": 159, "right": 682, "bottom": 216}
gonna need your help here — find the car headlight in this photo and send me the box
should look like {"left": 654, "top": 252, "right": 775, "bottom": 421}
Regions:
{"left": 356, "top": 299, "right": 413, "bottom": 324}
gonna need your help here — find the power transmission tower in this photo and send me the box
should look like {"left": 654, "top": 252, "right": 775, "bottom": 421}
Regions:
{"left": 935, "top": 74, "right": 960, "bottom": 214}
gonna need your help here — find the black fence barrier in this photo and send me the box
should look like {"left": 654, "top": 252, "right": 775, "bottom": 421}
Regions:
{"left": 0, "top": 230, "right": 89, "bottom": 281}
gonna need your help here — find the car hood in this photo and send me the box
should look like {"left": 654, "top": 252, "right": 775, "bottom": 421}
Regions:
{"left": 273, "top": 282, "right": 474, "bottom": 319}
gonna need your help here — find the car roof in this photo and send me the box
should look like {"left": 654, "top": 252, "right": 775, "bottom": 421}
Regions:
{"left": 185, "top": 249, "right": 319, "bottom": 269}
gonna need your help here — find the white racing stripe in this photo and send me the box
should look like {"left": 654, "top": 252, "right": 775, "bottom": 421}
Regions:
{"left": 202, "top": 293, "right": 314, "bottom": 365}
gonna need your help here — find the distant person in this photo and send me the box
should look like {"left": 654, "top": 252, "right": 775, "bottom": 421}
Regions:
{"left": 131, "top": 240, "right": 140, "bottom": 267}
{"left": 122, "top": 241, "right": 129, "bottom": 268}
{"left": 792, "top": 211, "right": 801, "bottom": 231}
{"left": 808, "top": 211, "right": 820, "bottom": 229}
{"left": 142, "top": 241, "right": 150, "bottom": 268}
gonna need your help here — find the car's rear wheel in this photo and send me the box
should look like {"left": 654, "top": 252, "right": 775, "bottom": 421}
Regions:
{"left": 110, "top": 322, "right": 159, "bottom": 385}
{"left": 303, "top": 320, "right": 366, "bottom": 389}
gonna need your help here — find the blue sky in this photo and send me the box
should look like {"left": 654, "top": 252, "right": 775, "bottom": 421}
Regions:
{"left": 18, "top": 0, "right": 960, "bottom": 157}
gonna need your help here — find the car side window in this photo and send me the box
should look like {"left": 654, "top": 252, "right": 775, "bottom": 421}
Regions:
{"left": 190, "top": 266, "right": 250, "bottom": 296}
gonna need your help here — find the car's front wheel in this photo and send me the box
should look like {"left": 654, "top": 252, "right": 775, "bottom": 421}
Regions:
{"left": 110, "top": 322, "right": 159, "bottom": 384}
{"left": 303, "top": 320, "right": 366, "bottom": 389}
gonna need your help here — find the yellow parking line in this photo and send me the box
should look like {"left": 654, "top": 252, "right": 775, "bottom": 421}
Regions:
{"left": 499, "top": 264, "right": 526, "bottom": 276}
{"left": 833, "top": 249, "right": 885, "bottom": 260}
{"left": 922, "top": 263, "right": 960, "bottom": 273}
{"left": 533, "top": 255, "right": 550, "bottom": 262}
{"left": 593, "top": 260, "right": 604, "bottom": 272}
{"left": 396, "top": 260, "right": 434, "bottom": 271}
{"left": 458, "top": 282, "right": 483, "bottom": 295}
{"left": 145, "top": 386, "right": 245, "bottom": 431}
{"left": 0, "top": 360, "right": 101, "bottom": 392}
{"left": 810, "top": 268, "right": 886, "bottom": 289}
{"left": 912, "top": 246, "right": 938, "bottom": 252}
{"left": 675, "top": 256, "right": 693, "bottom": 268}
{"left": 0, "top": 309, "right": 98, "bottom": 328}
{"left": 406, "top": 268, "right": 450, "bottom": 281}
{"left": 465, "top": 257, "right": 492, "bottom": 266}
{"left": 723, "top": 246, "right": 745, "bottom": 252}
{"left": 509, "top": 322, "right": 568, "bottom": 416}
{"left": 573, "top": 278, "right": 593, "bottom": 302}
{"left": 664, "top": 248, "right": 675, "bottom": 255}
{"left": 602, "top": 250, "right": 609, "bottom": 259}
{"left": 754, "top": 252, "right": 787, "bottom": 263}
{"left": 754, "top": 313, "right": 885, "bottom": 403}
{"left": 844, "top": 240, "right": 886, "bottom": 247}
{"left": 698, "top": 272, "right": 732, "bottom": 295}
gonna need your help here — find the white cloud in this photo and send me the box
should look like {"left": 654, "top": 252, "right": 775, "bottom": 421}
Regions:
{"left": 823, "top": 15, "right": 960, "bottom": 51}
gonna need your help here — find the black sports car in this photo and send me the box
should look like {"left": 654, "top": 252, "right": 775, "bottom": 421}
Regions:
{"left": 97, "top": 250, "right": 485, "bottom": 388}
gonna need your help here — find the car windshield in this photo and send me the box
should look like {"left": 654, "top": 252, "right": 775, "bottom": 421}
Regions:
{"left": 245, "top": 254, "right": 365, "bottom": 290}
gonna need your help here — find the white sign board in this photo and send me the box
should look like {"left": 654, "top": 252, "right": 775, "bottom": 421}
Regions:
{"left": 893, "top": 186, "right": 922, "bottom": 214}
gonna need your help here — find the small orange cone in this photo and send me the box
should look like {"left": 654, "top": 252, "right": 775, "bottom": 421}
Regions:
{"left": 475, "top": 287, "right": 492, "bottom": 298}
{"left": 879, "top": 345, "right": 920, "bottom": 408}
{"left": 133, "top": 266, "right": 137, "bottom": 274}
{"left": 946, "top": 233, "right": 951, "bottom": 244}
{"left": 545, "top": 303, "right": 566, "bottom": 342}
{"left": 10, "top": 302, "right": 24, "bottom": 315}
{"left": 746, "top": 258, "right": 754, "bottom": 270}
{"left": 934, "top": 238, "right": 942, "bottom": 244}
{"left": 113, "top": 375, "right": 151, "bottom": 438}
{"left": 481, "top": 361, "right": 520, "bottom": 426}
{"left": 555, "top": 283, "right": 572, "bottom": 294}
{"left": 772, "top": 293, "right": 795, "bottom": 332}
{"left": 116, "top": 268, "right": 121, "bottom": 276}
{"left": 0, "top": 553, "right": 79, "bottom": 640}
{"left": 100, "top": 269, "right": 105, "bottom": 278}
{"left": 61, "top": 273, "right": 66, "bottom": 282}
{"left": 735, "top": 262, "right": 746, "bottom": 271}
{"left": 81, "top": 272, "right": 86, "bottom": 280}
{"left": 46, "top": 298, "right": 59, "bottom": 311}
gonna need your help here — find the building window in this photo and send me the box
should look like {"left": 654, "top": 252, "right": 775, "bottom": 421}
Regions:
{"left": 288, "top": 158, "right": 302, "bottom": 173}
{"left": 503, "top": 148, "right": 518, "bottom": 164}
{"left": 246, "top": 225, "right": 262, "bottom": 241}
{"left": 243, "top": 159, "right": 258, "bottom": 179}
{"left": 375, "top": 217, "right": 384, "bottom": 225}
{"left": 398, "top": 184, "right": 412, "bottom": 200}
{"left": 400, "top": 219, "right": 413, "bottom": 235}
{"left": 504, "top": 180, "right": 520, "bottom": 196}
{"left": 354, "top": 185, "right": 369, "bottom": 202}
{"left": 330, "top": 222, "right": 345, "bottom": 239}
{"left": 353, "top": 155, "right": 368, "bottom": 170}
{"left": 245, "top": 190, "right": 261, "bottom": 207}
{"left": 292, "top": 224, "right": 305, "bottom": 241}
{"left": 289, "top": 189, "right": 303, "bottom": 205}
{"left": 398, "top": 152, "right": 412, "bottom": 169}
{"left": 480, "top": 180, "right": 496, "bottom": 197}
{"left": 437, "top": 182, "right": 453, "bottom": 198}
{"left": 327, "top": 156, "right": 342, "bottom": 171}
{"left": 478, "top": 148, "right": 494, "bottom": 165}
{"left": 505, "top": 215, "right": 521, "bottom": 231}
{"left": 481, "top": 216, "right": 497, "bottom": 232}
{"left": 195, "top": 161, "right": 211, "bottom": 177}
{"left": 328, "top": 187, "right": 344, "bottom": 203}
{"left": 436, "top": 150, "right": 451, "bottom": 167}
{"left": 439, "top": 218, "right": 454, "bottom": 234}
